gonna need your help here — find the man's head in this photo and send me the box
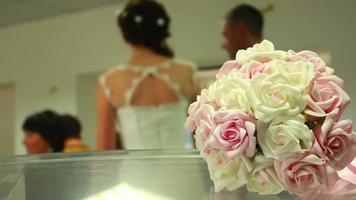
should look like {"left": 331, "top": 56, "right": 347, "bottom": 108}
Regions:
{"left": 61, "top": 115, "right": 82, "bottom": 140}
{"left": 222, "top": 4, "right": 264, "bottom": 59}
{"left": 22, "top": 110, "right": 64, "bottom": 154}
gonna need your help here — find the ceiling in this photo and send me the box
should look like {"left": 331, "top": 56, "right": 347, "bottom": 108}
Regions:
{"left": 0, "top": 0, "right": 124, "bottom": 28}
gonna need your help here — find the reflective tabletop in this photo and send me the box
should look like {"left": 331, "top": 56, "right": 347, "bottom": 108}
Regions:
{"left": 0, "top": 150, "right": 355, "bottom": 200}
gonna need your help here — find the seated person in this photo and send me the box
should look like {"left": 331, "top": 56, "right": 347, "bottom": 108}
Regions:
{"left": 61, "top": 114, "right": 91, "bottom": 153}
{"left": 22, "top": 110, "right": 64, "bottom": 154}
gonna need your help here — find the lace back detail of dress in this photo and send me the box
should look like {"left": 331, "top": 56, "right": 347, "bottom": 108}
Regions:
{"left": 123, "top": 60, "right": 184, "bottom": 106}
{"left": 99, "top": 59, "right": 195, "bottom": 149}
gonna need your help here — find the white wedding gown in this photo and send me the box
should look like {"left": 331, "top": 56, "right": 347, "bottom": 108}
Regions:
{"left": 100, "top": 60, "right": 194, "bottom": 149}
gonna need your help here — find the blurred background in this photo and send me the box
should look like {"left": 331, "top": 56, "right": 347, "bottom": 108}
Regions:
{"left": 0, "top": 0, "right": 355, "bottom": 155}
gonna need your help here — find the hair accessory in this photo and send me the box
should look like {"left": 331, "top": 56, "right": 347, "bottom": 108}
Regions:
{"left": 157, "top": 18, "right": 165, "bottom": 26}
{"left": 134, "top": 15, "right": 143, "bottom": 23}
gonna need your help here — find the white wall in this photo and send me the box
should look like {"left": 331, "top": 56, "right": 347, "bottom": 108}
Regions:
{"left": 77, "top": 72, "right": 100, "bottom": 148}
{"left": 0, "top": 0, "right": 355, "bottom": 154}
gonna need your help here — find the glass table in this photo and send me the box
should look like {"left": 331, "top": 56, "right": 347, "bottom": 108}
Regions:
{"left": 0, "top": 150, "right": 355, "bottom": 200}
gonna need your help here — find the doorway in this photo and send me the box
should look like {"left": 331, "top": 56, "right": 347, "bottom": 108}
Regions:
{"left": 0, "top": 84, "right": 15, "bottom": 155}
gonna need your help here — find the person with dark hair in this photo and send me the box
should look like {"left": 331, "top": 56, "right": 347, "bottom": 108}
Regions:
{"left": 97, "top": 0, "right": 200, "bottom": 150}
{"left": 222, "top": 4, "right": 264, "bottom": 59}
{"left": 61, "top": 115, "right": 91, "bottom": 153}
{"left": 22, "top": 110, "right": 64, "bottom": 153}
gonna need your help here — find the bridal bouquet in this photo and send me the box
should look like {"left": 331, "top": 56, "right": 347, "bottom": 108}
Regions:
{"left": 185, "top": 40, "right": 356, "bottom": 197}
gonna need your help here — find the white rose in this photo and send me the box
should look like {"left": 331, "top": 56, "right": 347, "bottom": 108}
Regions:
{"left": 251, "top": 73, "right": 306, "bottom": 124}
{"left": 257, "top": 115, "right": 312, "bottom": 160}
{"left": 235, "top": 40, "right": 287, "bottom": 65}
{"left": 263, "top": 60, "right": 315, "bottom": 90}
{"left": 208, "top": 76, "right": 255, "bottom": 110}
{"left": 247, "top": 155, "right": 284, "bottom": 195}
{"left": 204, "top": 150, "right": 252, "bottom": 192}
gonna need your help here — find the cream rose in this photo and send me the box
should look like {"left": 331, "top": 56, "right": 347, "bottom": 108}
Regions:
{"left": 204, "top": 150, "right": 252, "bottom": 192}
{"left": 208, "top": 76, "right": 254, "bottom": 110}
{"left": 263, "top": 60, "right": 315, "bottom": 90}
{"left": 235, "top": 40, "right": 287, "bottom": 65}
{"left": 257, "top": 115, "right": 312, "bottom": 160}
{"left": 247, "top": 155, "right": 284, "bottom": 195}
{"left": 251, "top": 73, "right": 306, "bottom": 124}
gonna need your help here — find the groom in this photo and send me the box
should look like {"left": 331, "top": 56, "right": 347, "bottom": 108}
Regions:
{"left": 222, "top": 4, "right": 264, "bottom": 59}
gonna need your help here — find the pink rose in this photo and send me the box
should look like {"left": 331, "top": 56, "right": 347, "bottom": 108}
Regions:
{"left": 337, "top": 158, "right": 356, "bottom": 186}
{"left": 240, "top": 61, "right": 268, "bottom": 79}
{"left": 217, "top": 60, "right": 241, "bottom": 78}
{"left": 274, "top": 152, "right": 337, "bottom": 196}
{"left": 195, "top": 113, "right": 215, "bottom": 152}
{"left": 288, "top": 50, "right": 334, "bottom": 75}
{"left": 312, "top": 109, "right": 356, "bottom": 170}
{"left": 207, "top": 110, "right": 256, "bottom": 159}
{"left": 185, "top": 89, "right": 215, "bottom": 132}
{"left": 304, "top": 75, "right": 350, "bottom": 120}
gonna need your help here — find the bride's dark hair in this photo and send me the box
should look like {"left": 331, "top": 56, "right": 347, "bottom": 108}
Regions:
{"left": 118, "top": 0, "right": 174, "bottom": 57}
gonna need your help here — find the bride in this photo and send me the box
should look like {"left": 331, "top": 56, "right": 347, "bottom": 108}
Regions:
{"left": 97, "top": 0, "right": 199, "bottom": 150}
